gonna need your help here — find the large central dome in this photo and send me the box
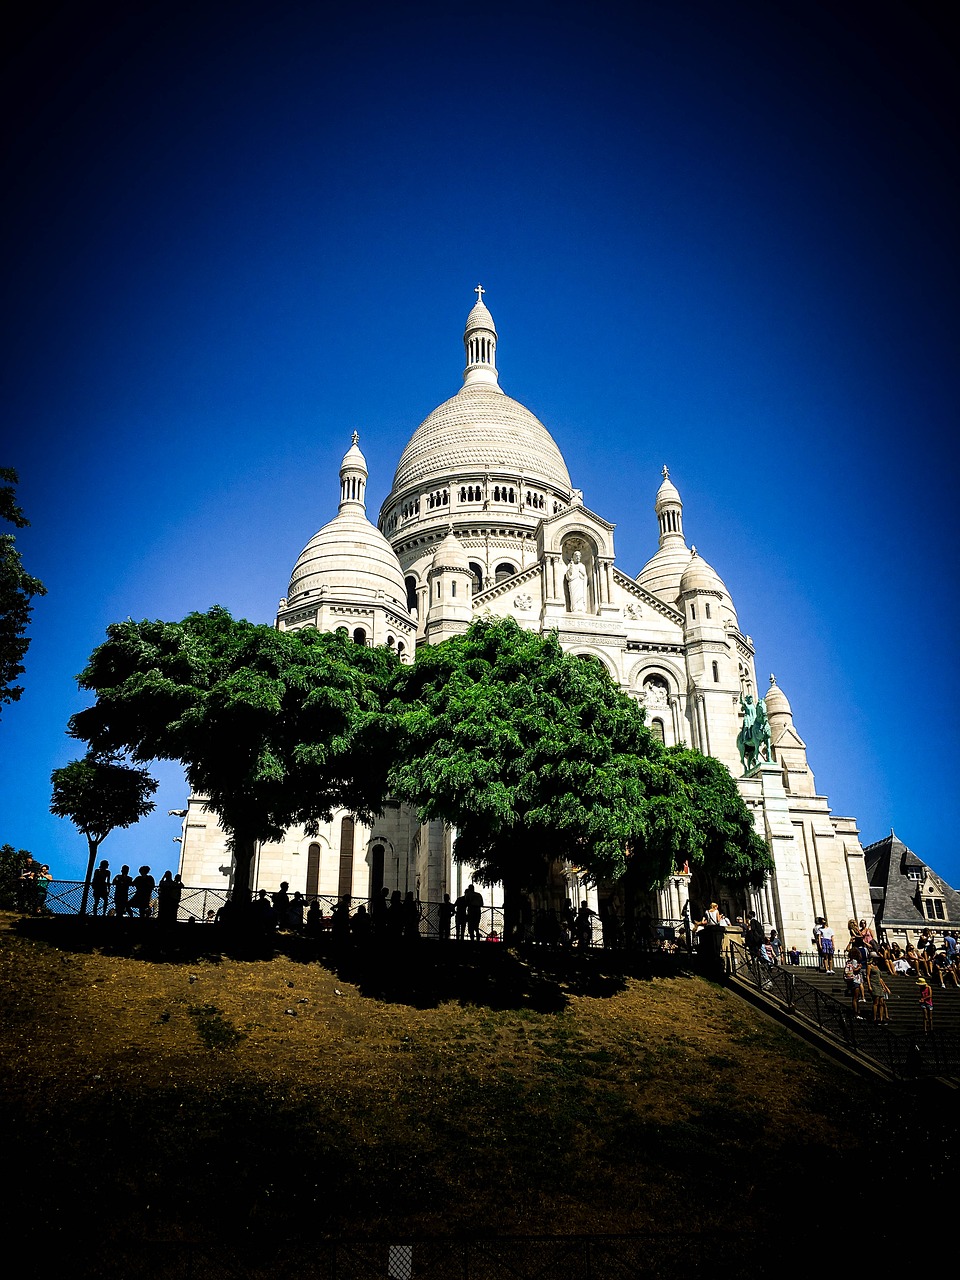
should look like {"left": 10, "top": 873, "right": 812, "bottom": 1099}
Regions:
{"left": 392, "top": 384, "right": 572, "bottom": 492}
{"left": 388, "top": 289, "right": 572, "bottom": 498}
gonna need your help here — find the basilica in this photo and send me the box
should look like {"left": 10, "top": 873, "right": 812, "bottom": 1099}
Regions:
{"left": 177, "top": 289, "right": 874, "bottom": 947}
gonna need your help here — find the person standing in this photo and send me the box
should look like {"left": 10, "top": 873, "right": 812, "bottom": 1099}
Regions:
{"left": 454, "top": 890, "right": 468, "bottom": 942}
{"left": 438, "top": 893, "right": 455, "bottom": 940}
{"left": 130, "top": 866, "right": 156, "bottom": 919}
{"left": 917, "top": 976, "right": 934, "bottom": 1034}
{"left": 865, "top": 955, "right": 891, "bottom": 1025}
{"left": 112, "top": 865, "right": 133, "bottom": 919}
{"left": 156, "top": 871, "right": 179, "bottom": 927}
{"left": 820, "top": 919, "right": 836, "bottom": 974}
{"left": 91, "top": 861, "right": 111, "bottom": 917}
{"left": 465, "top": 883, "right": 483, "bottom": 942}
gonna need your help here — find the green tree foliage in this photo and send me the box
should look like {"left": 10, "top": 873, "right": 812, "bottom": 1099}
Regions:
{"left": 68, "top": 608, "right": 399, "bottom": 897}
{"left": 623, "top": 746, "right": 773, "bottom": 909}
{"left": 50, "top": 754, "right": 158, "bottom": 915}
{"left": 388, "top": 618, "right": 771, "bottom": 926}
{"left": 0, "top": 468, "right": 47, "bottom": 718}
{"left": 0, "top": 842, "right": 33, "bottom": 910}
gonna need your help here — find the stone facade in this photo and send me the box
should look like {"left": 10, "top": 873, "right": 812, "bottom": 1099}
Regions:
{"left": 177, "top": 289, "right": 874, "bottom": 948}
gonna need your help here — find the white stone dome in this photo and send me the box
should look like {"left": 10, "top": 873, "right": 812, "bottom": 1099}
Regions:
{"left": 764, "top": 675, "right": 792, "bottom": 719}
{"left": 464, "top": 298, "right": 496, "bottom": 335}
{"left": 431, "top": 528, "right": 470, "bottom": 572}
{"left": 636, "top": 544, "right": 691, "bottom": 607}
{"left": 680, "top": 551, "right": 725, "bottom": 595}
{"left": 392, "top": 383, "right": 572, "bottom": 494}
{"left": 287, "top": 509, "right": 409, "bottom": 611}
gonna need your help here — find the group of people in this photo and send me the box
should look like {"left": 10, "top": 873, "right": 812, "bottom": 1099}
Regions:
{"left": 813, "top": 916, "right": 950, "bottom": 1032}
{"left": 17, "top": 857, "right": 52, "bottom": 914}
{"left": 90, "top": 861, "right": 183, "bottom": 924}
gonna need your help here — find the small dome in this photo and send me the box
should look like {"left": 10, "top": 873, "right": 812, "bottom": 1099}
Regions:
{"left": 340, "top": 435, "right": 367, "bottom": 473}
{"left": 464, "top": 299, "right": 497, "bottom": 335}
{"left": 655, "top": 469, "right": 682, "bottom": 511}
{"left": 764, "top": 675, "right": 792, "bottom": 719}
{"left": 287, "top": 509, "right": 409, "bottom": 612}
{"left": 431, "top": 529, "right": 470, "bottom": 572}
{"left": 680, "top": 550, "right": 725, "bottom": 595}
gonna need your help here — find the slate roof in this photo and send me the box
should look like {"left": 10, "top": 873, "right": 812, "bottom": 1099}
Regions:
{"left": 864, "top": 831, "right": 960, "bottom": 934}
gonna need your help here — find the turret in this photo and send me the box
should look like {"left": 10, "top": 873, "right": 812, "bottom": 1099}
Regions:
{"left": 462, "top": 284, "right": 500, "bottom": 389}
{"left": 425, "top": 529, "right": 474, "bottom": 642}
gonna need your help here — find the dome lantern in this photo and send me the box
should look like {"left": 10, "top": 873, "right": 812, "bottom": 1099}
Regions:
{"left": 339, "top": 431, "right": 368, "bottom": 512}
{"left": 463, "top": 284, "right": 500, "bottom": 389}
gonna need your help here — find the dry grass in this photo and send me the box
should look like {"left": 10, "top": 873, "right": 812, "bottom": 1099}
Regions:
{"left": 0, "top": 911, "right": 944, "bottom": 1272}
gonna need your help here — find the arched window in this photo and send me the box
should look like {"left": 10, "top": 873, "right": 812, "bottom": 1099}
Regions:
{"left": 370, "top": 844, "right": 385, "bottom": 898}
{"left": 705, "top": 602, "right": 712, "bottom": 619}
{"left": 712, "top": 661, "right": 719, "bottom": 682}
{"left": 338, "top": 818, "right": 354, "bottom": 899}
{"left": 495, "top": 562, "right": 516, "bottom": 584}
{"left": 353, "top": 628, "right": 367, "bottom": 645}
{"left": 469, "top": 562, "right": 484, "bottom": 594}
{"left": 306, "top": 843, "right": 322, "bottom": 899}
{"left": 405, "top": 576, "right": 417, "bottom": 613}
{"left": 650, "top": 719, "right": 665, "bottom": 745}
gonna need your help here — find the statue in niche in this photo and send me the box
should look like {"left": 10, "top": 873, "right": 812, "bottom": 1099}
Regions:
{"left": 643, "top": 678, "right": 668, "bottom": 707}
{"left": 565, "top": 550, "right": 588, "bottom": 613}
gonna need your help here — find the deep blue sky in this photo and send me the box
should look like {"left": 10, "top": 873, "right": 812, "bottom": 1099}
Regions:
{"left": 2, "top": 0, "right": 957, "bottom": 887}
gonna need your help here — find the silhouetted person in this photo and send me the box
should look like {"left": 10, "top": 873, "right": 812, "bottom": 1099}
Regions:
{"left": 156, "top": 870, "right": 180, "bottom": 927}
{"left": 438, "top": 894, "right": 455, "bottom": 940}
{"left": 112, "top": 865, "right": 133, "bottom": 918}
{"left": 465, "top": 883, "right": 483, "bottom": 942}
{"left": 387, "top": 890, "right": 404, "bottom": 941}
{"left": 454, "top": 891, "right": 468, "bottom": 942}
{"left": 332, "top": 895, "right": 352, "bottom": 946}
{"left": 130, "top": 866, "right": 155, "bottom": 919}
{"left": 91, "top": 860, "right": 111, "bottom": 917}
{"left": 306, "top": 899, "right": 323, "bottom": 937}
{"left": 271, "top": 881, "right": 291, "bottom": 929}
{"left": 402, "top": 891, "right": 421, "bottom": 942}
{"left": 288, "top": 891, "right": 305, "bottom": 931}
{"left": 371, "top": 886, "right": 389, "bottom": 936}
{"left": 350, "top": 904, "right": 371, "bottom": 943}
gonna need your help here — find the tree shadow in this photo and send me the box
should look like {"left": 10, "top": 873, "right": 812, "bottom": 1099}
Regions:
{"left": 12, "top": 915, "right": 693, "bottom": 1010}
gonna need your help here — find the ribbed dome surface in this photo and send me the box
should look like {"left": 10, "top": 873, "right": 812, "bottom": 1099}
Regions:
{"left": 288, "top": 510, "right": 408, "bottom": 610}
{"left": 636, "top": 544, "right": 691, "bottom": 608}
{"left": 680, "top": 553, "right": 725, "bottom": 594}
{"left": 391, "top": 384, "right": 572, "bottom": 494}
{"left": 464, "top": 300, "right": 496, "bottom": 334}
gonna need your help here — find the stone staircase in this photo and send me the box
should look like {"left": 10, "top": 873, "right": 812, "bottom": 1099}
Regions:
{"left": 730, "top": 953, "right": 960, "bottom": 1081}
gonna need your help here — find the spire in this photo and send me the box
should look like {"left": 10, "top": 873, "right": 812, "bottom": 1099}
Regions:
{"left": 338, "top": 432, "right": 368, "bottom": 513}
{"left": 655, "top": 465, "right": 684, "bottom": 546}
{"left": 462, "top": 285, "right": 500, "bottom": 389}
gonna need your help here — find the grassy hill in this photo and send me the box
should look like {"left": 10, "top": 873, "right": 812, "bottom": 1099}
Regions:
{"left": 0, "top": 911, "right": 951, "bottom": 1275}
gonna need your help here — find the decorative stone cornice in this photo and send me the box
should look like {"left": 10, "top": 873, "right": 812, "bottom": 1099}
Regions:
{"left": 612, "top": 567, "right": 684, "bottom": 625}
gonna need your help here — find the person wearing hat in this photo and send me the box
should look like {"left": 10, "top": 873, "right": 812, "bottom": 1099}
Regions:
{"left": 917, "top": 975, "right": 934, "bottom": 1034}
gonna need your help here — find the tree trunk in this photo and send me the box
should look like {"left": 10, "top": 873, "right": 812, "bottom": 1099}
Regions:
{"left": 229, "top": 832, "right": 256, "bottom": 905}
{"left": 79, "top": 837, "right": 100, "bottom": 916}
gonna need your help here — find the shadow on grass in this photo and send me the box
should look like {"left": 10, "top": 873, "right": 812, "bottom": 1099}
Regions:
{"left": 13, "top": 914, "right": 696, "bottom": 1011}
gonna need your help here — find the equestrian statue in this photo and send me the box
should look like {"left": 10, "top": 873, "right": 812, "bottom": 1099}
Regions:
{"left": 737, "top": 693, "right": 772, "bottom": 773}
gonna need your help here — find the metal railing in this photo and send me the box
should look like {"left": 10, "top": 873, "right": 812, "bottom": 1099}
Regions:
{"left": 727, "top": 940, "right": 960, "bottom": 1080}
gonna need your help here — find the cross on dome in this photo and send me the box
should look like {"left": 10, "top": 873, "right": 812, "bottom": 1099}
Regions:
{"left": 352, "top": 430, "right": 359, "bottom": 445}
{"left": 474, "top": 283, "right": 485, "bottom": 304}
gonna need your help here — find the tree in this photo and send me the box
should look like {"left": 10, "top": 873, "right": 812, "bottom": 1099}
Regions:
{"left": 620, "top": 746, "right": 773, "bottom": 919}
{"left": 0, "top": 842, "right": 33, "bottom": 910}
{"left": 50, "top": 754, "right": 158, "bottom": 915}
{"left": 388, "top": 619, "right": 670, "bottom": 926}
{"left": 67, "top": 608, "right": 399, "bottom": 899}
{"left": 0, "top": 467, "right": 47, "bottom": 718}
{"left": 388, "top": 617, "right": 772, "bottom": 939}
